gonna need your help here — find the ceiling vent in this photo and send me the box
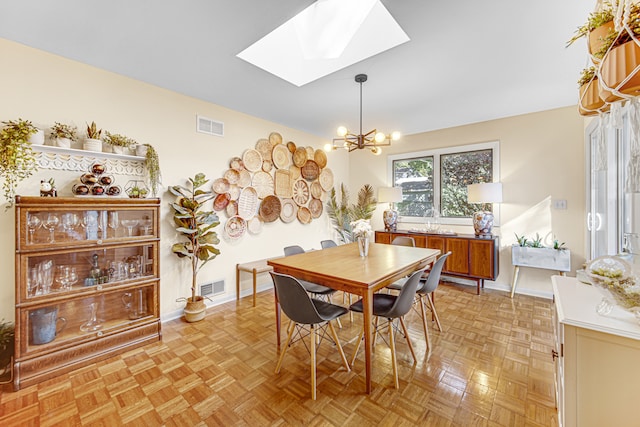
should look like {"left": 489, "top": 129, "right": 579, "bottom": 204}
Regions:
{"left": 196, "top": 115, "right": 224, "bottom": 137}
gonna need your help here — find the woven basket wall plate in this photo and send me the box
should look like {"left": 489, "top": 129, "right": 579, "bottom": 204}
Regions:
{"left": 305, "top": 146, "right": 315, "bottom": 159}
{"left": 259, "top": 195, "right": 282, "bottom": 223}
{"left": 319, "top": 168, "right": 334, "bottom": 191}
{"left": 256, "top": 138, "right": 272, "bottom": 161}
{"left": 274, "top": 169, "right": 293, "bottom": 198}
{"left": 238, "top": 187, "right": 258, "bottom": 220}
{"left": 212, "top": 178, "right": 230, "bottom": 194}
{"left": 310, "top": 181, "right": 323, "bottom": 199}
{"left": 242, "top": 149, "right": 263, "bottom": 172}
{"left": 225, "top": 216, "right": 247, "bottom": 239}
{"left": 314, "top": 149, "right": 327, "bottom": 169}
{"left": 223, "top": 168, "right": 240, "bottom": 185}
{"left": 289, "top": 165, "right": 301, "bottom": 181}
{"left": 247, "top": 217, "right": 263, "bottom": 234}
{"left": 293, "top": 147, "right": 307, "bottom": 167}
{"left": 269, "top": 132, "right": 283, "bottom": 146}
{"left": 237, "top": 170, "right": 252, "bottom": 188}
{"left": 226, "top": 200, "right": 238, "bottom": 217}
{"left": 252, "top": 171, "right": 274, "bottom": 199}
{"left": 228, "top": 184, "right": 240, "bottom": 201}
{"left": 301, "top": 160, "right": 320, "bottom": 181}
{"left": 262, "top": 160, "right": 273, "bottom": 173}
{"left": 280, "top": 198, "right": 297, "bottom": 223}
{"left": 287, "top": 141, "right": 297, "bottom": 153}
{"left": 272, "top": 144, "right": 291, "bottom": 169}
{"left": 297, "top": 206, "right": 312, "bottom": 224}
{"left": 213, "top": 193, "right": 231, "bottom": 211}
{"left": 229, "top": 156, "right": 244, "bottom": 171}
{"left": 292, "top": 179, "right": 309, "bottom": 206}
{"left": 309, "top": 198, "right": 323, "bottom": 218}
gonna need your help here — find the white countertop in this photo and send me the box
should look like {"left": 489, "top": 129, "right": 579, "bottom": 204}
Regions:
{"left": 552, "top": 275, "right": 640, "bottom": 341}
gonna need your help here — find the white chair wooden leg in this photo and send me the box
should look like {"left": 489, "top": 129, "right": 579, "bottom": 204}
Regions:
{"left": 310, "top": 324, "right": 316, "bottom": 400}
{"left": 275, "top": 320, "right": 296, "bottom": 373}
{"left": 388, "top": 319, "right": 399, "bottom": 389}
{"left": 419, "top": 295, "right": 429, "bottom": 344}
{"left": 328, "top": 321, "right": 350, "bottom": 372}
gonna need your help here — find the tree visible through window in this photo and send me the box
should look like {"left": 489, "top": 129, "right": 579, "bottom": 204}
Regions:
{"left": 441, "top": 149, "right": 493, "bottom": 217}
{"left": 392, "top": 156, "right": 433, "bottom": 218}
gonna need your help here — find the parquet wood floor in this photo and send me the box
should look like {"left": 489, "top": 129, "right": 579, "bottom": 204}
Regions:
{"left": 0, "top": 282, "right": 558, "bottom": 426}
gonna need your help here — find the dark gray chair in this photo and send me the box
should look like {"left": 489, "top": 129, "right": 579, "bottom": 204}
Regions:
{"left": 271, "top": 272, "right": 350, "bottom": 400}
{"left": 387, "top": 252, "right": 451, "bottom": 352}
{"left": 320, "top": 239, "right": 337, "bottom": 249}
{"left": 391, "top": 236, "right": 416, "bottom": 247}
{"left": 349, "top": 269, "right": 424, "bottom": 389}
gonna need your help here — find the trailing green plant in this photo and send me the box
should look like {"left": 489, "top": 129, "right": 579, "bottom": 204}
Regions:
{"left": 85, "top": 121, "right": 102, "bottom": 139}
{"left": 514, "top": 233, "right": 529, "bottom": 247}
{"left": 326, "top": 183, "right": 377, "bottom": 243}
{"left": 578, "top": 66, "right": 597, "bottom": 87}
{"left": 142, "top": 144, "right": 161, "bottom": 197}
{"left": 0, "top": 119, "right": 39, "bottom": 208}
{"left": 168, "top": 173, "right": 221, "bottom": 303}
{"left": 49, "top": 122, "right": 77, "bottom": 141}
{"left": 567, "top": 4, "right": 615, "bottom": 47}
{"left": 592, "top": 4, "right": 640, "bottom": 59}
{"left": 102, "top": 131, "right": 136, "bottom": 147}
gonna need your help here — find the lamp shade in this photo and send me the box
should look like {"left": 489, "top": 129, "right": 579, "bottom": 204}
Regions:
{"left": 378, "top": 187, "right": 403, "bottom": 203}
{"left": 467, "top": 183, "right": 502, "bottom": 204}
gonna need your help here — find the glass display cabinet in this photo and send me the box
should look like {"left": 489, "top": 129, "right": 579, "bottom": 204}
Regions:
{"left": 13, "top": 196, "right": 161, "bottom": 390}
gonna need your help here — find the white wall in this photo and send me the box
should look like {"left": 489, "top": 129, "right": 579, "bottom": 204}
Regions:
{"left": 0, "top": 38, "right": 349, "bottom": 320}
{"left": 349, "top": 106, "right": 586, "bottom": 298}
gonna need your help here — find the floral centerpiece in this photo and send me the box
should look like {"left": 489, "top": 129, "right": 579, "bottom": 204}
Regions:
{"left": 586, "top": 256, "right": 640, "bottom": 321}
{"left": 351, "top": 219, "right": 372, "bottom": 257}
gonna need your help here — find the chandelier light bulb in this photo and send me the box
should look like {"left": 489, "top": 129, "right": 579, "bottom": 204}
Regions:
{"left": 337, "top": 126, "right": 348, "bottom": 137}
{"left": 371, "top": 146, "right": 382, "bottom": 155}
{"left": 343, "top": 141, "right": 350, "bottom": 149}
{"left": 374, "top": 132, "right": 386, "bottom": 143}
{"left": 391, "top": 131, "right": 401, "bottom": 141}
{"left": 324, "top": 143, "right": 334, "bottom": 152}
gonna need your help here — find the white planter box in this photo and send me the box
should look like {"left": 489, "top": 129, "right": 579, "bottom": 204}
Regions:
{"left": 511, "top": 245, "right": 571, "bottom": 272}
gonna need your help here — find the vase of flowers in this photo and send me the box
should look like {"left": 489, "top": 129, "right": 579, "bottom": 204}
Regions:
{"left": 351, "top": 219, "right": 372, "bottom": 257}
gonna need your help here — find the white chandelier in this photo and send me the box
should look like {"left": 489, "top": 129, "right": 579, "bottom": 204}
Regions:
{"left": 324, "top": 74, "right": 400, "bottom": 155}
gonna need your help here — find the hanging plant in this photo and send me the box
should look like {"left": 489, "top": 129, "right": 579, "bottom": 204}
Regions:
{"left": 0, "top": 119, "right": 39, "bottom": 208}
{"left": 141, "top": 144, "right": 161, "bottom": 197}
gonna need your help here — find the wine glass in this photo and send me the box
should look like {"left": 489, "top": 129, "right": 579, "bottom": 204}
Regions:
{"left": 140, "top": 217, "right": 153, "bottom": 235}
{"left": 108, "top": 211, "right": 119, "bottom": 238}
{"left": 27, "top": 214, "right": 41, "bottom": 244}
{"left": 61, "top": 213, "right": 79, "bottom": 239}
{"left": 120, "top": 219, "right": 138, "bottom": 237}
{"left": 43, "top": 214, "right": 59, "bottom": 243}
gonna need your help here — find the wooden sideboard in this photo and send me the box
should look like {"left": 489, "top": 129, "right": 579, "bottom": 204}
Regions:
{"left": 375, "top": 230, "right": 499, "bottom": 294}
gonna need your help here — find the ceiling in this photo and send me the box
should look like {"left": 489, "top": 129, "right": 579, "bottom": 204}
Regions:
{"left": 0, "top": 1, "right": 592, "bottom": 139}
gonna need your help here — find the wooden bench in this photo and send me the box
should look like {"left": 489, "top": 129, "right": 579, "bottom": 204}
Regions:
{"left": 236, "top": 259, "right": 274, "bottom": 307}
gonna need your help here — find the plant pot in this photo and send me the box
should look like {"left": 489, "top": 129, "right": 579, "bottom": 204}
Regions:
{"left": 135, "top": 144, "right": 148, "bottom": 157}
{"left": 55, "top": 137, "right": 71, "bottom": 148}
{"left": 184, "top": 296, "right": 206, "bottom": 322}
{"left": 28, "top": 129, "right": 45, "bottom": 145}
{"left": 511, "top": 245, "right": 571, "bottom": 271}
{"left": 589, "top": 21, "right": 615, "bottom": 63}
{"left": 110, "top": 145, "right": 128, "bottom": 155}
{"left": 83, "top": 138, "right": 103, "bottom": 152}
{"left": 579, "top": 78, "right": 608, "bottom": 116}
{"left": 600, "top": 40, "right": 640, "bottom": 98}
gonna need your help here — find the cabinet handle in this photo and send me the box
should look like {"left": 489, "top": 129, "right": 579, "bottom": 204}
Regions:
{"left": 551, "top": 349, "right": 559, "bottom": 361}
{"left": 97, "top": 239, "right": 103, "bottom": 245}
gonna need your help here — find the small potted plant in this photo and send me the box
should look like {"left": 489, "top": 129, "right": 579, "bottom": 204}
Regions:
{"left": 125, "top": 180, "right": 149, "bottom": 199}
{"left": 84, "top": 121, "right": 103, "bottom": 152}
{"left": 49, "top": 122, "right": 77, "bottom": 148}
{"left": 169, "top": 173, "right": 221, "bottom": 322}
{"left": 102, "top": 131, "right": 136, "bottom": 154}
{"left": 0, "top": 319, "right": 14, "bottom": 383}
{"left": 0, "top": 119, "right": 40, "bottom": 208}
{"left": 578, "top": 66, "right": 608, "bottom": 116}
{"left": 511, "top": 233, "right": 571, "bottom": 271}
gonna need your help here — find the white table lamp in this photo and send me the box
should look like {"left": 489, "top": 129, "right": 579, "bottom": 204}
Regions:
{"left": 467, "top": 182, "right": 502, "bottom": 237}
{"left": 378, "top": 187, "right": 403, "bottom": 231}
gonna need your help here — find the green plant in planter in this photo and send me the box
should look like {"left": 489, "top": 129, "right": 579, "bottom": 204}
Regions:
{"left": 592, "top": 4, "right": 640, "bottom": 59}
{"left": 141, "top": 144, "right": 161, "bottom": 197}
{"left": 514, "top": 233, "right": 529, "bottom": 247}
{"left": 102, "top": 131, "right": 136, "bottom": 148}
{"left": 578, "top": 66, "right": 597, "bottom": 87}
{"left": 326, "top": 183, "right": 377, "bottom": 243}
{"left": 49, "top": 122, "right": 77, "bottom": 141}
{"left": 0, "top": 319, "right": 14, "bottom": 381}
{"left": 530, "top": 233, "right": 544, "bottom": 248}
{"left": 169, "top": 173, "right": 221, "bottom": 311}
{"left": 553, "top": 237, "right": 567, "bottom": 250}
{"left": 567, "top": 4, "right": 615, "bottom": 47}
{"left": 85, "top": 121, "right": 102, "bottom": 140}
{"left": 0, "top": 119, "right": 39, "bottom": 208}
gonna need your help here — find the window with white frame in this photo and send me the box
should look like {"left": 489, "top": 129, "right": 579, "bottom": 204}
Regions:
{"left": 388, "top": 141, "right": 500, "bottom": 225}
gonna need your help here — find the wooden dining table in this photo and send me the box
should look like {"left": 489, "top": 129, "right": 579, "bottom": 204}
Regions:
{"left": 268, "top": 242, "right": 440, "bottom": 394}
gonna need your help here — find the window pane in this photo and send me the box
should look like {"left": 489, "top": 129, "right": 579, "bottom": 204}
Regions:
{"left": 393, "top": 157, "right": 434, "bottom": 217}
{"left": 440, "top": 149, "right": 493, "bottom": 217}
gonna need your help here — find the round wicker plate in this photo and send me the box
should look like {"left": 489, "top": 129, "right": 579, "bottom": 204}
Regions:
{"left": 305, "top": 146, "right": 315, "bottom": 159}
{"left": 262, "top": 160, "right": 273, "bottom": 173}
{"left": 247, "top": 217, "right": 263, "bottom": 234}
{"left": 310, "top": 181, "right": 323, "bottom": 199}
{"left": 272, "top": 144, "right": 291, "bottom": 169}
{"left": 225, "top": 216, "right": 247, "bottom": 239}
{"left": 280, "top": 198, "right": 297, "bottom": 223}
{"left": 259, "top": 195, "right": 282, "bottom": 223}
{"left": 243, "top": 149, "right": 263, "bottom": 172}
{"left": 212, "top": 178, "right": 230, "bottom": 194}
{"left": 213, "top": 193, "right": 230, "bottom": 211}
{"left": 252, "top": 171, "right": 274, "bottom": 199}
{"left": 297, "top": 206, "right": 312, "bottom": 224}
{"left": 293, "top": 147, "right": 307, "bottom": 167}
{"left": 223, "top": 169, "right": 240, "bottom": 185}
{"left": 238, "top": 187, "right": 258, "bottom": 220}
{"left": 226, "top": 200, "right": 238, "bottom": 217}
{"left": 289, "top": 165, "right": 301, "bottom": 181}
{"left": 319, "top": 168, "right": 334, "bottom": 191}
{"left": 269, "top": 132, "right": 283, "bottom": 146}
{"left": 228, "top": 184, "right": 240, "bottom": 201}
{"left": 287, "top": 141, "right": 297, "bottom": 153}
{"left": 237, "top": 169, "right": 252, "bottom": 188}
{"left": 309, "top": 198, "right": 323, "bottom": 218}
{"left": 256, "top": 138, "right": 272, "bottom": 161}
{"left": 292, "top": 180, "right": 309, "bottom": 206}
{"left": 229, "top": 156, "right": 244, "bottom": 171}
{"left": 301, "top": 160, "right": 320, "bottom": 181}
{"left": 314, "top": 149, "right": 327, "bottom": 169}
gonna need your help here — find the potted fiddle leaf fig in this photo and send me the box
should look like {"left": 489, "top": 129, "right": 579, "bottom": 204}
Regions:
{"left": 0, "top": 119, "right": 39, "bottom": 208}
{"left": 49, "top": 122, "right": 77, "bottom": 148}
{"left": 169, "top": 173, "right": 221, "bottom": 322}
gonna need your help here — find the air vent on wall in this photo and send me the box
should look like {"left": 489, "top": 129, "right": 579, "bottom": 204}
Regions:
{"left": 200, "top": 280, "right": 225, "bottom": 297}
{"left": 196, "top": 115, "right": 224, "bottom": 137}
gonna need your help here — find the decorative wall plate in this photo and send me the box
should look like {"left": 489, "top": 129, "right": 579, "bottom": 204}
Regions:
{"left": 289, "top": 165, "right": 301, "bottom": 181}
{"left": 293, "top": 147, "right": 307, "bottom": 167}
{"left": 212, "top": 178, "right": 230, "bottom": 194}
{"left": 314, "top": 149, "right": 327, "bottom": 169}
{"left": 223, "top": 168, "right": 240, "bottom": 185}
{"left": 262, "top": 160, "right": 273, "bottom": 173}
{"left": 247, "top": 217, "right": 263, "bottom": 234}
{"left": 319, "top": 168, "right": 334, "bottom": 191}
{"left": 287, "top": 141, "right": 297, "bottom": 153}
{"left": 310, "top": 181, "right": 323, "bottom": 199}
{"left": 280, "top": 198, "right": 297, "bottom": 223}
{"left": 274, "top": 169, "right": 293, "bottom": 198}
{"left": 225, "top": 216, "right": 247, "bottom": 239}
{"left": 259, "top": 195, "right": 282, "bottom": 223}
{"left": 242, "top": 149, "right": 263, "bottom": 172}
{"left": 292, "top": 180, "right": 309, "bottom": 206}
{"left": 297, "top": 206, "right": 312, "bottom": 224}
{"left": 237, "top": 170, "right": 252, "bottom": 188}
{"left": 238, "top": 187, "right": 258, "bottom": 220}
{"left": 301, "top": 160, "right": 320, "bottom": 181}
{"left": 256, "top": 138, "right": 272, "bottom": 161}
{"left": 269, "top": 132, "right": 283, "bottom": 146}
{"left": 229, "top": 156, "right": 244, "bottom": 171}
{"left": 226, "top": 200, "right": 238, "bottom": 217}
{"left": 251, "top": 171, "right": 274, "bottom": 199}
{"left": 272, "top": 144, "right": 291, "bottom": 169}
{"left": 213, "top": 193, "right": 231, "bottom": 211}
{"left": 309, "top": 198, "right": 323, "bottom": 218}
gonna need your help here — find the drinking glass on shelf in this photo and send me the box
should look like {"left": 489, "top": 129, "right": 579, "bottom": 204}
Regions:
{"left": 27, "top": 267, "right": 40, "bottom": 296}
{"left": 121, "top": 219, "right": 138, "bottom": 237}
{"left": 43, "top": 214, "right": 59, "bottom": 243}
{"left": 61, "top": 213, "right": 79, "bottom": 239}
{"left": 140, "top": 217, "right": 153, "bottom": 235}
{"left": 27, "top": 214, "right": 41, "bottom": 244}
{"left": 80, "top": 302, "right": 102, "bottom": 332}
{"left": 54, "top": 265, "right": 68, "bottom": 292}
{"left": 66, "top": 266, "right": 78, "bottom": 289}
{"left": 108, "top": 211, "right": 119, "bottom": 238}
{"left": 38, "top": 260, "right": 54, "bottom": 294}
